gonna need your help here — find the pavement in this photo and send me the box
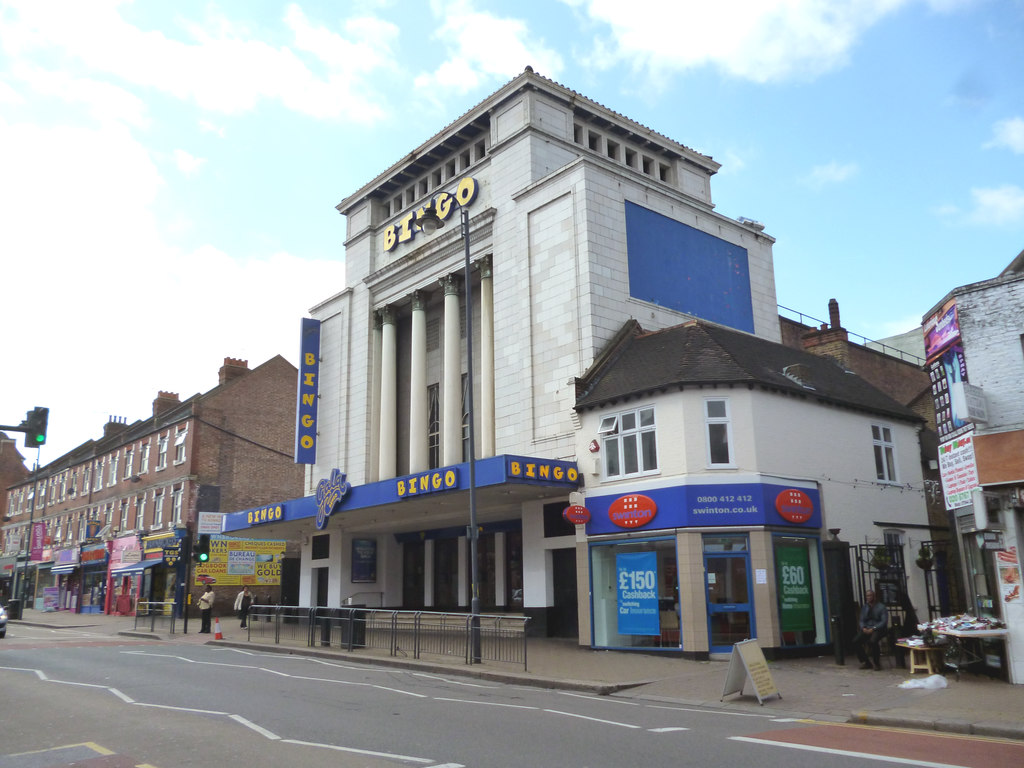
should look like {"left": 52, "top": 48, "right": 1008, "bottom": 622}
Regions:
{"left": 8, "top": 608, "right": 1024, "bottom": 741}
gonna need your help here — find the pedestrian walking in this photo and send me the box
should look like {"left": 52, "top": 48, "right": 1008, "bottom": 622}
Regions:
{"left": 197, "top": 585, "right": 215, "bottom": 633}
{"left": 234, "top": 586, "right": 252, "bottom": 629}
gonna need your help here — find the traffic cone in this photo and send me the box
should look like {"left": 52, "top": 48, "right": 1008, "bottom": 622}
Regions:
{"left": 214, "top": 617, "right": 223, "bottom": 640}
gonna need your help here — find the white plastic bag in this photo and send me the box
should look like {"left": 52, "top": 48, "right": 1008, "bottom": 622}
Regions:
{"left": 898, "top": 674, "right": 948, "bottom": 690}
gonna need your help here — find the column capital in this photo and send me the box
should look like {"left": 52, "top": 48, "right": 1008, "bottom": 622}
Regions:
{"left": 378, "top": 305, "right": 397, "bottom": 325}
{"left": 411, "top": 290, "right": 427, "bottom": 312}
{"left": 439, "top": 273, "right": 461, "bottom": 296}
{"left": 478, "top": 255, "right": 492, "bottom": 280}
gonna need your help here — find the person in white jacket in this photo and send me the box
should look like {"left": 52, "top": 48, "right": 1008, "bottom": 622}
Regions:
{"left": 234, "top": 586, "right": 253, "bottom": 629}
{"left": 197, "top": 586, "right": 215, "bottom": 633}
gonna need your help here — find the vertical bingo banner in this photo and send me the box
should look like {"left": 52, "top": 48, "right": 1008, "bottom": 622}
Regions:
{"left": 616, "top": 551, "right": 660, "bottom": 636}
{"left": 295, "top": 317, "right": 321, "bottom": 464}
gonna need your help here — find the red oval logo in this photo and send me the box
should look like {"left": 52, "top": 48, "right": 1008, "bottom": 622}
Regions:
{"left": 775, "top": 489, "right": 813, "bottom": 524}
{"left": 608, "top": 494, "right": 657, "bottom": 529}
{"left": 563, "top": 505, "right": 591, "bottom": 525}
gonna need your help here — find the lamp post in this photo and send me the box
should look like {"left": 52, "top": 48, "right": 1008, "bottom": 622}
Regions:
{"left": 417, "top": 201, "right": 481, "bottom": 663}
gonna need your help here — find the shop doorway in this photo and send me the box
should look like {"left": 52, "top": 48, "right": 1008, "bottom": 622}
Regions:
{"left": 403, "top": 541, "right": 425, "bottom": 608}
{"left": 548, "top": 548, "right": 578, "bottom": 637}
{"left": 704, "top": 535, "right": 753, "bottom": 654}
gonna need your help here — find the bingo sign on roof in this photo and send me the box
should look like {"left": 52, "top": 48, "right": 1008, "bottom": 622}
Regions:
{"left": 775, "top": 489, "right": 814, "bottom": 524}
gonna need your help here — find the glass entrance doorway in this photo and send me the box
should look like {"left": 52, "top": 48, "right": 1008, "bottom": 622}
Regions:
{"left": 704, "top": 535, "right": 753, "bottom": 653}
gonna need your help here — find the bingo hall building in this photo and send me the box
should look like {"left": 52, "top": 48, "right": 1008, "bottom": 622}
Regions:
{"left": 223, "top": 68, "right": 929, "bottom": 655}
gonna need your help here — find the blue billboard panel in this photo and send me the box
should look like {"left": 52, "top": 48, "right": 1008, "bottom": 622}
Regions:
{"left": 624, "top": 201, "right": 754, "bottom": 333}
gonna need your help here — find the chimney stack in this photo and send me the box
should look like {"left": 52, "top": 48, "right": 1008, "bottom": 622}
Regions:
{"left": 103, "top": 415, "right": 129, "bottom": 439}
{"left": 219, "top": 357, "right": 249, "bottom": 385}
{"left": 153, "top": 391, "right": 180, "bottom": 417}
{"left": 828, "top": 298, "right": 842, "bottom": 330}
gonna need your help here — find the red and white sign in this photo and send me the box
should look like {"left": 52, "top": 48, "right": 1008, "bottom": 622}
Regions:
{"left": 563, "top": 505, "right": 591, "bottom": 525}
{"left": 608, "top": 494, "right": 657, "bottom": 529}
{"left": 775, "top": 489, "right": 814, "bottom": 524}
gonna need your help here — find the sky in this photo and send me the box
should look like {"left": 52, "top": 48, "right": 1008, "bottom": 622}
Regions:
{"left": 2, "top": 0, "right": 1022, "bottom": 463}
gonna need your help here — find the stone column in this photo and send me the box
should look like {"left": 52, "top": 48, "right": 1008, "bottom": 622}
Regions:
{"left": 409, "top": 291, "right": 428, "bottom": 473}
{"left": 441, "top": 274, "right": 462, "bottom": 466}
{"left": 479, "top": 256, "right": 495, "bottom": 457}
{"left": 378, "top": 306, "right": 397, "bottom": 479}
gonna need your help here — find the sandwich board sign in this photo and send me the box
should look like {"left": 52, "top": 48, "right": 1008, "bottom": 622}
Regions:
{"left": 721, "top": 638, "right": 781, "bottom": 705}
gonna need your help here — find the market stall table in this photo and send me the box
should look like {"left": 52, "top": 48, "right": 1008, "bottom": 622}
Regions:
{"left": 896, "top": 641, "right": 946, "bottom": 675}
{"left": 935, "top": 628, "right": 1008, "bottom": 680}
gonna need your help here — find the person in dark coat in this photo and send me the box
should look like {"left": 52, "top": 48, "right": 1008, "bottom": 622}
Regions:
{"left": 852, "top": 590, "right": 889, "bottom": 670}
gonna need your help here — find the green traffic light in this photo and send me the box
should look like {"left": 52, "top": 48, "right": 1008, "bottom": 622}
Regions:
{"left": 198, "top": 552, "right": 209, "bottom": 562}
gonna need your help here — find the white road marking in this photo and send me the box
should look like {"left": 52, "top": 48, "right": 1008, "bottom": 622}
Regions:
{"left": 648, "top": 727, "right": 690, "bottom": 732}
{"left": 434, "top": 697, "right": 537, "bottom": 710}
{"left": 543, "top": 709, "right": 643, "bottom": 728}
{"left": 559, "top": 691, "right": 640, "bottom": 705}
{"left": 282, "top": 738, "right": 436, "bottom": 763}
{"left": 230, "top": 714, "right": 281, "bottom": 739}
{"left": 730, "top": 736, "right": 972, "bottom": 767}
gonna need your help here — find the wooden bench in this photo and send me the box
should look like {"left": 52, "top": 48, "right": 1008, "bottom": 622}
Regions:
{"left": 896, "top": 642, "right": 945, "bottom": 675}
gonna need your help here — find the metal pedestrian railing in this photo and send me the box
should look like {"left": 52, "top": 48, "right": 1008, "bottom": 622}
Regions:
{"left": 134, "top": 601, "right": 177, "bottom": 634}
{"left": 244, "top": 605, "right": 530, "bottom": 670}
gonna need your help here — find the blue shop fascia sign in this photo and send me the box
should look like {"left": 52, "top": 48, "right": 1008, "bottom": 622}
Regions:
{"left": 224, "top": 455, "right": 581, "bottom": 534}
{"left": 585, "top": 482, "right": 821, "bottom": 536}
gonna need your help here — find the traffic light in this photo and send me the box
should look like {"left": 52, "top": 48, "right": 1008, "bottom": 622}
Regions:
{"left": 192, "top": 534, "right": 210, "bottom": 563}
{"left": 23, "top": 407, "right": 48, "bottom": 448}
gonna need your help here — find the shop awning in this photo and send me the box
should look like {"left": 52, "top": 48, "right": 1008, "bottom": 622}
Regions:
{"left": 111, "top": 560, "right": 161, "bottom": 575}
{"left": 52, "top": 565, "right": 78, "bottom": 574}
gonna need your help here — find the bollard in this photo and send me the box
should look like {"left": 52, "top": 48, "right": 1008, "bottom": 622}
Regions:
{"left": 831, "top": 614, "right": 845, "bottom": 665}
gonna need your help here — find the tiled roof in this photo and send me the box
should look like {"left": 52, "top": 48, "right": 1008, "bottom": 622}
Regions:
{"left": 575, "top": 320, "right": 922, "bottom": 423}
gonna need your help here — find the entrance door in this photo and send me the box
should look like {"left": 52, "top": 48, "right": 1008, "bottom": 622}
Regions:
{"left": 549, "top": 548, "right": 578, "bottom": 638}
{"left": 704, "top": 552, "right": 753, "bottom": 653}
{"left": 403, "top": 541, "right": 425, "bottom": 608}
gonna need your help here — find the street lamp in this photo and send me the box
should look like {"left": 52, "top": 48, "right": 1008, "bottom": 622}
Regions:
{"left": 417, "top": 200, "right": 481, "bottom": 663}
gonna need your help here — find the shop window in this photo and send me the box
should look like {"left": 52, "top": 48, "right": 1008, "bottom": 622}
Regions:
{"left": 590, "top": 537, "right": 679, "bottom": 650}
{"left": 704, "top": 398, "right": 734, "bottom": 467}
{"left": 872, "top": 424, "right": 897, "bottom": 482}
{"left": 773, "top": 535, "right": 827, "bottom": 647}
{"left": 599, "top": 406, "right": 658, "bottom": 479}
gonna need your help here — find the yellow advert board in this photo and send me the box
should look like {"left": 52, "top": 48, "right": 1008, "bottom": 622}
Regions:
{"left": 193, "top": 537, "right": 286, "bottom": 588}
{"left": 721, "top": 638, "right": 781, "bottom": 705}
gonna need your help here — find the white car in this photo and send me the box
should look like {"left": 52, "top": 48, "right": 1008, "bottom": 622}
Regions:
{"left": 0, "top": 603, "right": 7, "bottom": 638}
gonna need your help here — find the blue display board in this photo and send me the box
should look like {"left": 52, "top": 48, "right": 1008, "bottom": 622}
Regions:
{"left": 624, "top": 201, "right": 754, "bottom": 333}
{"left": 616, "top": 551, "right": 660, "bottom": 636}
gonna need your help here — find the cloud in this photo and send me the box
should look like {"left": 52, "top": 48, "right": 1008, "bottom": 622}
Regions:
{"left": 413, "top": 0, "right": 565, "bottom": 98}
{"left": 0, "top": 0, "right": 400, "bottom": 124}
{"left": 801, "top": 161, "right": 859, "bottom": 189}
{"left": 567, "top": 0, "right": 910, "bottom": 84}
{"left": 984, "top": 117, "right": 1024, "bottom": 154}
{"left": 173, "top": 149, "right": 206, "bottom": 176}
{"left": 966, "top": 185, "right": 1024, "bottom": 225}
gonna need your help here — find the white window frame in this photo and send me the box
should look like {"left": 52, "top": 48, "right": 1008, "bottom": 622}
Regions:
{"left": 109, "top": 453, "right": 118, "bottom": 485}
{"left": 94, "top": 460, "right": 103, "bottom": 491}
{"left": 172, "top": 485, "right": 183, "bottom": 524}
{"left": 119, "top": 500, "right": 130, "bottom": 532}
{"left": 872, "top": 423, "right": 898, "bottom": 483}
{"left": 154, "top": 490, "right": 164, "bottom": 526}
{"left": 704, "top": 397, "right": 735, "bottom": 468}
{"left": 156, "top": 433, "right": 168, "bottom": 470}
{"left": 135, "top": 496, "right": 146, "bottom": 530}
{"left": 174, "top": 426, "right": 188, "bottom": 464}
{"left": 600, "top": 405, "right": 659, "bottom": 480}
{"left": 140, "top": 441, "right": 150, "bottom": 473}
{"left": 124, "top": 447, "right": 134, "bottom": 479}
